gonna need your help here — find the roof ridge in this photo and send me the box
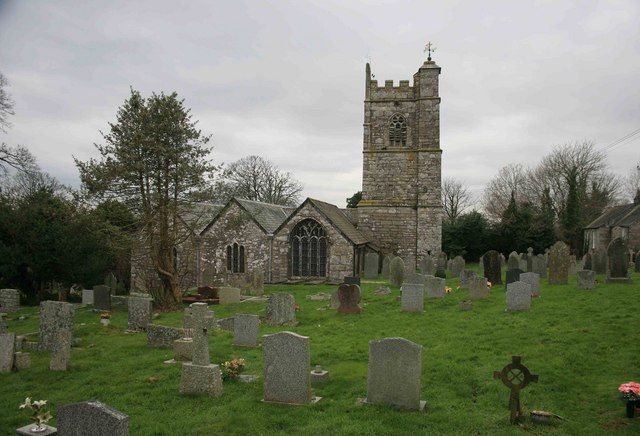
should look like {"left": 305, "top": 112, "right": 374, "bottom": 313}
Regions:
{"left": 234, "top": 197, "right": 296, "bottom": 209}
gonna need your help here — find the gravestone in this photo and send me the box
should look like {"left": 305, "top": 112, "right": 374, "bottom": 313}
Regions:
{"left": 263, "top": 331, "right": 316, "bottom": 405}
{"left": 548, "top": 241, "right": 570, "bottom": 285}
{"left": 0, "top": 289, "right": 20, "bottom": 312}
{"left": 493, "top": 356, "right": 538, "bottom": 424}
{"left": 0, "top": 332, "right": 15, "bottom": 373}
{"left": 381, "top": 256, "right": 391, "bottom": 278}
{"left": 365, "top": 337, "right": 425, "bottom": 410}
{"left": 38, "top": 301, "right": 74, "bottom": 351}
{"left": 448, "top": 256, "right": 465, "bottom": 278}
{"left": 479, "top": 255, "right": 484, "bottom": 270}
{"left": 50, "top": 329, "right": 72, "bottom": 371}
{"left": 337, "top": 284, "right": 362, "bottom": 314}
{"left": 532, "top": 254, "right": 547, "bottom": 279}
{"left": 0, "top": 313, "right": 7, "bottom": 333}
{"left": 218, "top": 287, "right": 241, "bottom": 305}
{"left": 483, "top": 250, "right": 502, "bottom": 285}
{"left": 505, "top": 268, "right": 523, "bottom": 289}
{"left": 506, "top": 281, "right": 532, "bottom": 312}
{"left": 425, "top": 275, "right": 445, "bottom": 299}
{"left": 469, "top": 276, "right": 490, "bottom": 300}
{"left": 400, "top": 283, "right": 424, "bottom": 313}
{"left": 526, "top": 247, "right": 534, "bottom": 272}
{"left": 266, "top": 293, "right": 296, "bottom": 326}
{"left": 507, "top": 252, "right": 520, "bottom": 270}
{"left": 435, "top": 252, "right": 448, "bottom": 270}
{"left": 127, "top": 295, "right": 153, "bottom": 331}
{"left": 250, "top": 268, "right": 265, "bottom": 296}
{"left": 606, "top": 237, "right": 631, "bottom": 283}
{"left": 389, "top": 257, "right": 405, "bottom": 287}
{"left": 14, "top": 351, "right": 31, "bottom": 371}
{"left": 583, "top": 252, "right": 593, "bottom": 271}
{"left": 105, "top": 272, "right": 118, "bottom": 295}
{"left": 419, "top": 255, "right": 434, "bottom": 275}
{"left": 404, "top": 273, "right": 425, "bottom": 285}
{"left": 93, "top": 285, "right": 111, "bottom": 311}
{"left": 459, "top": 269, "right": 477, "bottom": 288}
{"left": 57, "top": 400, "right": 129, "bottom": 436}
{"left": 592, "top": 248, "right": 607, "bottom": 275}
{"left": 519, "top": 272, "right": 540, "bottom": 297}
{"left": 364, "top": 252, "right": 379, "bottom": 279}
{"left": 147, "top": 325, "right": 191, "bottom": 348}
{"left": 577, "top": 270, "right": 596, "bottom": 290}
{"left": 180, "top": 302, "right": 223, "bottom": 396}
{"left": 81, "top": 289, "right": 94, "bottom": 305}
{"left": 233, "top": 314, "right": 260, "bottom": 347}
{"left": 330, "top": 291, "right": 340, "bottom": 309}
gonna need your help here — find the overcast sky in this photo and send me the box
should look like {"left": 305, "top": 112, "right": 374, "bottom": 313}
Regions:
{"left": 1, "top": 0, "right": 639, "bottom": 206}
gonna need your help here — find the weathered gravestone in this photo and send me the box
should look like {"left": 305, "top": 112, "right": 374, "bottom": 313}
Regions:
{"left": 389, "top": 257, "right": 405, "bottom": 287}
{"left": 435, "top": 252, "right": 448, "bottom": 270}
{"left": 507, "top": 252, "right": 520, "bottom": 270}
{"left": 0, "top": 289, "right": 20, "bottom": 312}
{"left": 583, "top": 252, "right": 593, "bottom": 271}
{"left": 81, "top": 289, "right": 94, "bottom": 305}
{"left": 607, "top": 237, "right": 631, "bottom": 284}
{"left": 266, "top": 293, "right": 297, "bottom": 326}
{"left": 381, "top": 256, "right": 391, "bottom": 278}
{"left": 263, "top": 331, "right": 317, "bottom": 404}
{"left": 364, "top": 252, "right": 379, "bottom": 279}
{"left": 50, "top": 329, "right": 72, "bottom": 371}
{"left": 249, "top": 268, "right": 265, "bottom": 296}
{"left": 548, "top": 241, "right": 570, "bottom": 285}
{"left": 365, "top": 337, "right": 426, "bottom": 411}
{"left": 532, "top": 254, "right": 547, "bottom": 279}
{"left": 233, "top": 314, "right": 260, "bottom": 347}
{"left": 592, "top": 248, "right": 607, "bottom": 275}
{"left": 483, "top": 250, "right": 502, "bottom": 285}
{"left": 505, "top": 269, "right": 523, "bottom": 289}
{"left": 519, "top": 272, "right": 540, "bottom": 297}
{"left": 469, "top": 276, "right": 490, "bottom": 300}
{"left": 93, "top": 285, "right": 111, "bottom": 311}
{"left": 147, "top": 325, "right": 191, "bottom": 348}
{"left": 0, "top": 332, "right": 15, "bottom": 373}
{"left": 57, "top": 400, "right": 130, "bottom": 436}
{"left": 337, "top": 284, "right": 362, "bottom": 314}
{"left": 518, "top": 255, "right": 527, "bottom": 272}
{"left": 526, "top": 247, "right": 534, "bottom": 272}
{"left": 13, "top": 351, "right": 31, "bottom": 371}
{"left": 425, "top": 275, "right": 445, "bottom": 299}
{"left": 404, "top": 273, "right": 425, "bottom": 285}
{"left": 330, "top": 291, "right": 340, "bottom": 310}
{"left": 400, "top": 283, "right": 424, "bottom": 313}
{"left": 38, "top": 301, "right": 74, "bottom": 351}
{"left": 419, "top": 255, "right": 434, "bottom": 275}
{"left": 127, "top": 295, "right": 153, "bottom": 331}
{"left": 448, "top": 256, "right": 465, "bottom": 278}
{"left": 506, "top": 281, "right": 532, "bottom": 312}
{"left": 218, "top": 287, "right": 241, "bottom": 305}
{"left": 493, "top": 356, "right": 538, "bottom": 424}
{"left": 105, "top": 272, "right": 118, "bottom": 295}
{"left": 460, "top": 269, "right": 477, "bottom": 288}
{"left": 577, "top": 270, "right": 596, "bottom": 290}
{"left": 180, "top": 303, "right": 223, "bottom": 396}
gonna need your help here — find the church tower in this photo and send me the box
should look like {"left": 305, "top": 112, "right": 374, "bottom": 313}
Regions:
{"left": 357, "top": 56, "right": 443, "bottom": 269}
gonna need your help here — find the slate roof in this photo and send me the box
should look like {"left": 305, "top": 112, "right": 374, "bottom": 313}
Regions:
{"left": 307, "top": 198, "right": 369, "bottom": 245}
{"left": 179, "top": 202, "right": 224, "bottom": 234}
{"left": 585, "top": 202, "right": 640, "bottom": 229}
{"left": 234, "top": 198, "right": 295, "bottom": 234}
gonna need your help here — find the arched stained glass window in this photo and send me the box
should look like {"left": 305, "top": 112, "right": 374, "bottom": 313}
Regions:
{"left": 389, "top": 113, "right": 407, "bottom": 147}
{"left": 290, "top": 219, "right": 327, "bottom": 277}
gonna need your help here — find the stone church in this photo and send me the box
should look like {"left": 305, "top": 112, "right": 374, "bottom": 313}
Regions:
{"left": 131, "top": 56, "right": 443, "bottom": 290}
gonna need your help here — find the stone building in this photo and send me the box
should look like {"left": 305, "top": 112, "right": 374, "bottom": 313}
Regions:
{"left": 584, "top": 191, "right": 640, "bottom": 252}
{"left": 131, "top": 56, "right": 443, "bottom": 288}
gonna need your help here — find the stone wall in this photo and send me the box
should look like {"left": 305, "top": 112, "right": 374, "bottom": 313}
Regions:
{"left": 272, "top": 202, "right": 354, "bottom": 283}
{"left": 199, "top": 202, "right": 270, "bottom": 285}
{"left": 627, "top": 223, "right": 640, "bottom": 251}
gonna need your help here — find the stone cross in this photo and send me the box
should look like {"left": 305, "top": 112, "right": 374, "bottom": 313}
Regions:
{"left": 493, "top": 356, "right": 538, "bottom": 424}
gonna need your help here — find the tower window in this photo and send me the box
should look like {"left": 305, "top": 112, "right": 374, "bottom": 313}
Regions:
{"left": 389, "top": 113, "right": 407, "bottom": 147}
{"left": 226, "top": 243, "right": 245, "bottom": 273}
{"left": 290, "top": 219, "right": 327, "bottom": 277}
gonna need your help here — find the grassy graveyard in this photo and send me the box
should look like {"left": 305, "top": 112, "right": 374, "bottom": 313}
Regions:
{"left": 1, "top": 265, "right": 639, "bottom": 435}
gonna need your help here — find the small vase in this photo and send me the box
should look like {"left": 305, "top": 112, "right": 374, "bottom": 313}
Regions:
{"left": 29, "top": 423, "right": 47, "bottom": 433}
{"left": 626, "top": 400, "right": 639, "bottom": 418}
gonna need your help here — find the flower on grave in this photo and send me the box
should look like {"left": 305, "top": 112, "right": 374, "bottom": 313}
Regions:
{"left": 619, "top": 382, "right": 640, "bottom": 401}
{"left": 445, "top": 287, "right": 452, "bottom": 294}
{"left": 221, "top": 358, "right": 246, "bottom": 381}
{"left": 100, "top": 311, "right": 111, "bottom": 319}
{"left": 19, "top": 397, "right": 52, "bottom": 426}
{"left": 487, "top": 281, "right": 493, "bottom": 289}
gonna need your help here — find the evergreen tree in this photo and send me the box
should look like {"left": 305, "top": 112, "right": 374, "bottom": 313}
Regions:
{"left": 346, "top": 191, "right": 362, "bottom": 208}
{"left": 562, "top": 167, "right": 582, "bottom": 254}
{"left": 529, "top": 187, "right": 556, "bottom": 252}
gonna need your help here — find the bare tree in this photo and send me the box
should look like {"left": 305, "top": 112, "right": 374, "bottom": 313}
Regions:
{"left": 624, "top": 162, "right": 640, "bottom": 201}
{"left": 482, "top": 163, "right": 531, "bottom": 221}
{"left": 0, "top": 72, "right": 15, "bottom": 133}
{"left": 215, "top": 155, "right": 303, "bottom": 206}
{"left": 441, "top": 177, "right": 472, "bottom": 220}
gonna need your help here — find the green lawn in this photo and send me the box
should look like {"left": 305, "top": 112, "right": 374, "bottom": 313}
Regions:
{"left": 1, "top": 265, "right": 639, "bottom": 435}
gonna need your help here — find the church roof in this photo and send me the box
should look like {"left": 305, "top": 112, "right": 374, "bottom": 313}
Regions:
{"left": 234, "top": 198, "right": 295, "bottom": 234}
{"left": 179, "top": 202, "right": 225, "bottom": 234}
{"left": 305, "top": 198, "right": 369, "bottom": 246}
{"left": 585, "top": 203, "right": 640, "bottom": 229}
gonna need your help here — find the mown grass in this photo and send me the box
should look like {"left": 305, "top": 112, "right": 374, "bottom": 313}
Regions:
{"left": 1, "top": 264, "right": 639, "bottom": 435}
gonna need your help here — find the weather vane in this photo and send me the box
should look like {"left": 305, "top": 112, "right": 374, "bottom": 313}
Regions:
{"left": 424, "top": 41, "right": 436, "bottom": 61}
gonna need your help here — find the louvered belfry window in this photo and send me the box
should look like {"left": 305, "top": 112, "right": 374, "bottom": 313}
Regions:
{"left": 291, "top": 219, "right": 327, "bottom": 277}
{"left": 389, "top": 113, "right": 407, "bottom": 147}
